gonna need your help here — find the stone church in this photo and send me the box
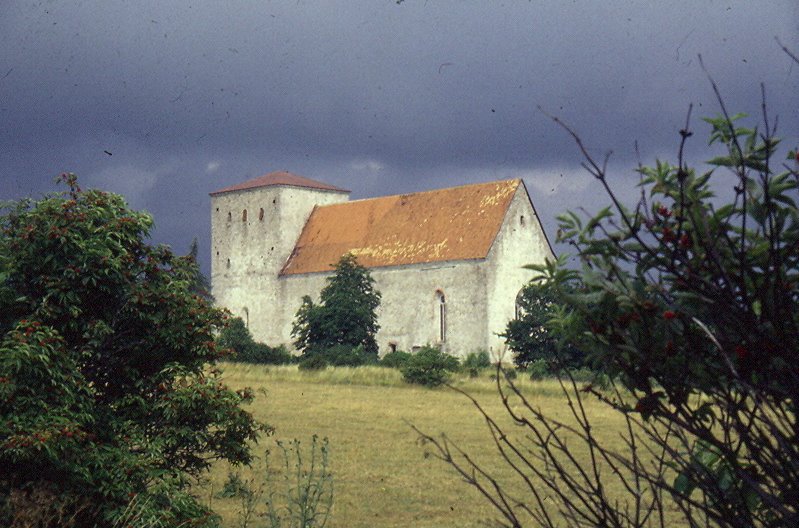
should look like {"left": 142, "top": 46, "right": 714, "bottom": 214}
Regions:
{"left": 210, "top": 171, "right": 554, "bottom": 359}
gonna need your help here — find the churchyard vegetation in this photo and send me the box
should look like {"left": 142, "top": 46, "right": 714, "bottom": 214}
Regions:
{"left": 292, "top": 253, "right": 381, "bottom": 366}
{"left": 0, "top": 175, "right": 263, "bottom": 526}
{"left": 217, "top": 317, "right": 293, "bottom": 365}
{"left": 205, "top": 362, "right": 652, "bottom": 528}
{"left": 415, "top": 83, "right": 799, "bottom": 526}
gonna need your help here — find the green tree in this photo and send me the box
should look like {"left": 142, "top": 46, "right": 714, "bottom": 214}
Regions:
{"left": 503, "top": 281, "right": 584, "bottom": 370}
{"left": 417, "top": 98, "right": 799, "bottom": 527}
{"left": 217, "top": 316, "right": 292, "bottom": 364}
{"left": 292, "top": 253, "right": 381, "bottom": 362}
{"left": 0, "top": 174, "right": 264, "bottom": 527}
{"left": 187, "top": 237, "right": 213, "bottom": 301}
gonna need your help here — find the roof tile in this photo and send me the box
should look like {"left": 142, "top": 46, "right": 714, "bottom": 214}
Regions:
{"left": 281, "top": 179, "right": 520, "bottom": 275}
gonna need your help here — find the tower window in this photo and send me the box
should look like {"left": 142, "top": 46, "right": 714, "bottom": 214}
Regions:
{"left": 226, "top": 258, "right": 231, "bottom": 269}
{"left": 227, "top": 212, "right": 232, "bottom": 222}
{"left": 259, "top": 208, "right": 264, "bottom": 221}
{"left": 520, "top": 215, "right": 526, "bottom": 226}
{"left": 242, "top": 209, "right": 248, "bottom": 222}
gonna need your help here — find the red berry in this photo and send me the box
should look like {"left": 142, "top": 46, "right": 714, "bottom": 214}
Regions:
{"left": 663, "top": 310, "right": 677, "bottom": 320}
{"left": 735, "top": 345, "right": 748, "bottom": 361}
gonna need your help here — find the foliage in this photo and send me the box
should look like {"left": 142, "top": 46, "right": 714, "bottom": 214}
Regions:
{"left": 297, "top": 355, "right": 328, "bottom": 372}
{"left": 462, "top": 350, "right": 491, "bottom": 377}
{"left": 232, "top": 436, "right": 334, "bottom": 528}
{"left": 263, "top": 436, "right": 333, "bottom": 528}
{"left": 401, "top": 345, "right": 460, "bottom": 387}
{"left": 303, "top": 344, "right": 374, "bottom": 367}
{"left": 187, "top": 237, "right": 214, "bottom": 302}
{"left": 524, "top": 358, "right": 550, "bottom": 380}
{"left": 503, "top": 280, "right": 584, "bottom": 369}
{"left": 417, "top": 94, "right": 799, "bottom": 527}
{"left": 379, "top": 350, "right": 412, "bottom": 369}
{"left": 217, "top": 317, "right": 293, "bottom": 365}
{"left": 292, "top": 253, "right": 381, "bottom": 360}
{"left": 0, "top": 174, "right": 263, "bottom": 527}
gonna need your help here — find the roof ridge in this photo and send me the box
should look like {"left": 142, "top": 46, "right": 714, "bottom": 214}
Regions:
{"left": 210, "top": 171, "right": 350, "bottom": 195}
{"left": 322, "top": 178, "right": 521, "bottom": 207}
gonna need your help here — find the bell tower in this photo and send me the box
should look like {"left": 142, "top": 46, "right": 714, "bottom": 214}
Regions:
{"left": 209, "top": 171, "right": 349, "bottom": 343}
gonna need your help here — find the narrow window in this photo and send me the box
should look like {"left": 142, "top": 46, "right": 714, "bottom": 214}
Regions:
{"left": 243, "top": 307, "right": 249, "bottom": 328}
{"left": 436, "top": 290, "right": 447, "bottom": 342}
{"left": 388, "top": 343, "right": 397, "bottom": 353}
{"left": 520, "top": 215, "right": 526, "bottom": 226}
{"left": 226, "top": 258, "right": 231, "bottom": 269}
{"left": 259, "top": 207, "right": 264, "bottom": 221}
{"left": 227, "top": 212, "right": 232, "bottom": 222}
{"left": 242, "top": 209, "right": 248, "bottom": 222}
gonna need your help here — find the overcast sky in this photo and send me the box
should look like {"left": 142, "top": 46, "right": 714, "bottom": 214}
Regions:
{"left": 1, "top": 1, "right": 797, "bottom": 274}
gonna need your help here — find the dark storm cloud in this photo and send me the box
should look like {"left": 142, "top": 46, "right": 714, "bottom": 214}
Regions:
{"left": 1, "top": 1, "right": 797, "bottom": 272}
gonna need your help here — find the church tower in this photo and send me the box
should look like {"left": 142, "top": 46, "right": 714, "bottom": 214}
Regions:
{"left": 209, "top": 171, "right": 349, "bottom": 343}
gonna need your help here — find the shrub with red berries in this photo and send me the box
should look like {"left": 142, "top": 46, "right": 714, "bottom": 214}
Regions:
{"left": 0, "top": 175, "right": 265, "bottom": 526}
{"left": 531, "top": 111, "right": 799, "bottom": 525}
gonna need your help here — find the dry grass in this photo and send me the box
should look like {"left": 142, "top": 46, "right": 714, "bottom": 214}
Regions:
{"left": 199, "top": 364, "right": 672, "bottom": 528}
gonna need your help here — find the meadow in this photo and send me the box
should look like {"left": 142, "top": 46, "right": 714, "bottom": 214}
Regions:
{"left": 200, "top": 363, "right": 676, "bottom": 528}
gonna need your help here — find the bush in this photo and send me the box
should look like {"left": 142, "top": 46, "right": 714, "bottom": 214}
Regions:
{"left": 239, "top": 343, "right": 293, "bottom": 365}
{"left": 380, "top": 350, "right": 412, "bottom": 369}
{"left": 313, "top": 344, "right": 375, "bottom": 367}
{"left": 401, "top": 346, "right": 460, "bottom": 387}
{"left": 0, "top": 175, "right": 263, "bottom": 526}
{"left": 416, "top": 95, "right": 799, "bottom": 526}
{"left": 218, "top": 317, "right": 292, "bottom": 364}
{"left": 462, "top": 350, "right": 491, "bottom": 377}
{"left": 298, "top": 355, "right": 328, "bottom": 371}
{"left": 525, "top": 358, "right": 551, "bottom": 380}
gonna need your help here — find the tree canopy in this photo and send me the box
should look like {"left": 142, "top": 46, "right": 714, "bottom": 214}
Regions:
{"left": 0, "top": 174, "right": 263, "bottom": 526}
{"left": 292, "top": 253, "right": 381, "bottom": 362}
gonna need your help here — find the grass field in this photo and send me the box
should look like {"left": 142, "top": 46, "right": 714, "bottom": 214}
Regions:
{"left": 200, "top": 363, "right": 673, "bottom": 528}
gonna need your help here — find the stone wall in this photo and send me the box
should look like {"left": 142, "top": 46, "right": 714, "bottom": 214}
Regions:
{"left": 210, "top": 184, "right": 348, "bottom": 343}
{"left": 277, "top": 259, "right": 488, "bottom": 356}
{"left": 484, "top": 183, "right": 556, "bottom": 361}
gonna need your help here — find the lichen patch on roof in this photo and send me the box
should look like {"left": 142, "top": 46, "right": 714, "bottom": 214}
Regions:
{"left": 210, "top": 171, "right": 349, "bottom": 195}
{"left": 281, "top": 179, "right": 520, "bottom": 275}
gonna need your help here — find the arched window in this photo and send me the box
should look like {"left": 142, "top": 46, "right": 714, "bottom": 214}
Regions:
{"left": 242, "top": 209, "right": 248, "bottom": 222}
{"left": 259, "top": 207, "right": 264, "bottom": 221}
{"left": 227, "top": 211, "right": 232, "bottom": 222}
{"left": 436, "top": 290, "right": 446, "bottom": 342}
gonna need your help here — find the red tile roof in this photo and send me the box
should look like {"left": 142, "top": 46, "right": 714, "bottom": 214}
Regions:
{"left": 210, "top": 171, "right": 349, "bottom": 196}
{"left": 281, "top": 179, "right": 521, "bottom": 275}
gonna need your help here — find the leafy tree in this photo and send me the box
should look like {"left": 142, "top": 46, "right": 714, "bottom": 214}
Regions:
{"left": 401, "top": 345, "right": 460, "bottom": 387}
{"left": 217, "top": 316, "right": 292, "bottom": 364}
{"left": 503, "top": 281, "right": 584, "bottom": 370}
{"left": 417, "top": 93, "right": 799, "bottom": 526}
{"left": 187, "top": 237, "right": 214, "bottom": 301}
{"left": 0, "top": 174, "right": 264, "bottom": 527}
{"left": 292, "top": 253, "right": 381, "bottom": 362}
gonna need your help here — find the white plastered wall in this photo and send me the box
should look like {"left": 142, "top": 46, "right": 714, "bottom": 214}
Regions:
{"left": 484, "top": 183, "right": 555, "bottom": 362}
{"left": 210, "top": 185, "right": 348, "bottom": 344}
